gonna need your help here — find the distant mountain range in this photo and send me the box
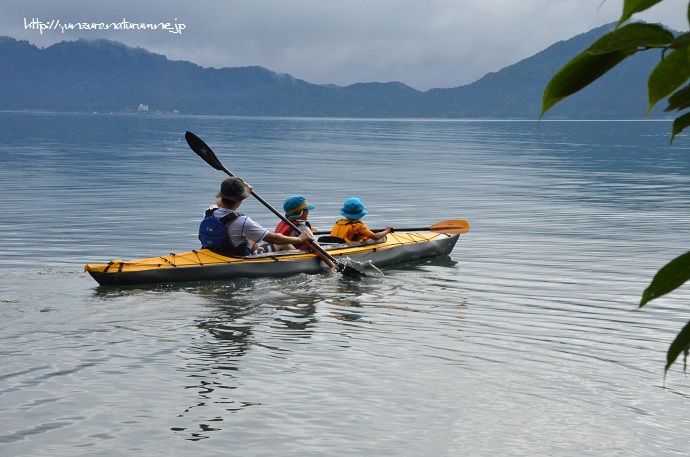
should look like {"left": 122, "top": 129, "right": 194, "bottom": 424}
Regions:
{"left": 0, "top": 23, "right": 671, "bottom": 118}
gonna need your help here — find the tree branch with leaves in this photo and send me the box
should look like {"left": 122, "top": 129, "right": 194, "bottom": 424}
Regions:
{"left": 541, "top": 0, "right": 690, "bottom": 375}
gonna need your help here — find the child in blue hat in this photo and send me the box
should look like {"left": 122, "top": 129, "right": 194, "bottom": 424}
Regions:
{"left": 275, "top": 195, "right": 336, "bottom": 272}
{"left": 275, "top": 195, "right": 317, "bottom": 247}
{"left": 329, "top": 197, "right": 392, "bottom": 243}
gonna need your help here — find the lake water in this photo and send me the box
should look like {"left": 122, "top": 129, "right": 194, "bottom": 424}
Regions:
{"left": 2, "top": 112, "right": 690, "bottom": 456}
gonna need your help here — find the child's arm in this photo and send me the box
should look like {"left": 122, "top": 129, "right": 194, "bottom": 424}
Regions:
{"left": 368, "top": 226, "right": 393, "bottom": 241}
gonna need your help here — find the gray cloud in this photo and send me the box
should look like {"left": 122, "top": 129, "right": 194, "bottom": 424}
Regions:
{"left": 2, "top": 0, "right": 686, "bottom": 90}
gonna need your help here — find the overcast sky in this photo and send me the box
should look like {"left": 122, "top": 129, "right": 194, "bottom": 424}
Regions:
{"left": 1, "top": 0, "right": 686, "bottom": 91}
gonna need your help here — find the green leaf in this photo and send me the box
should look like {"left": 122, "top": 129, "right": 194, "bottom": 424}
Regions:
{"left": 648, "top": 47, "right": 690, "bottom": 112}
{"left": 542, "top": 50, "right": 631, "bottom": 115}
{"left": 665, "top": 320, "right": 690, "bottom": 373}
{"left": 671, "top": 111, "right": 690, "bottom": 144}
{"left": 665, "top": 84, "right": 690, "bottom": 112}
{"left": 588, "top": 23, "right": 673, "bottom": 54}
{"left": 618, "top": 0, "right": 664, "bottom": 27}
{"left": 640, "top": 250, "right": 690, "bottom": 307}
{"left": 542, "top": 24, "right": 674, "bottom": 116}
{"left": 671, "top": 32, "right": 690, "bottom": 49}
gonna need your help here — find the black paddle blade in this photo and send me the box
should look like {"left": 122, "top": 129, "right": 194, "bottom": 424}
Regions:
{"left": 338, "top": 263, "right": 364, "bottom": 279}
{"left": 185, "top": 131, "right": 225, "bottom": 171}
{"left": 336, "top": 258, "right": 383, "bottom": 279}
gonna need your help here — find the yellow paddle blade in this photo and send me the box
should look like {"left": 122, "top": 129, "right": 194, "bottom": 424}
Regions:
{"left": 429, "top": 219, "right": 470, "bottom": 234}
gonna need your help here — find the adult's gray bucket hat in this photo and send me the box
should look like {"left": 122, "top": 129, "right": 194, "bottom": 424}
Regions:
{"left": 216, "top": 177, "right": 251, "bottom": 201}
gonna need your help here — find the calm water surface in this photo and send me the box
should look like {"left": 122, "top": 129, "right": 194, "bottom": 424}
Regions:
{"left": 2, "top": 113, "right": 690, "bottom": 456}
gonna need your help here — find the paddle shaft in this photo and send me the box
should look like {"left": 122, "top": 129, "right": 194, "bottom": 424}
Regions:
{"left": 313, "top": 227, "right": 433, "bottom": 235}
{"left": 314, "top": 224, "right": 468, "bottom": 236}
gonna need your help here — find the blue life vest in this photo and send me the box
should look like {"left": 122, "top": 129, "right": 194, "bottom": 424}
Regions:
{"left": 198, "top": 208, "right": 249, "bottom": 256}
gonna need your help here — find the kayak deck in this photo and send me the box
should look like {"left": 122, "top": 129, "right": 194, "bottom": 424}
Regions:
{"left": 84, "top": 232, "right": 460, "bottom": 286}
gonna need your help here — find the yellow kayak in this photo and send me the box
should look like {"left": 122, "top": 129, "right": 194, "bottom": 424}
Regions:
{"left": 84, "top": 230, "right": 465, "bottom": 287}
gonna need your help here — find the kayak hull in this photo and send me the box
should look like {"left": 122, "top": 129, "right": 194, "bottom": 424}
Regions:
{"left": 84, "top": 232, "right": 460, "bottom": 287}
